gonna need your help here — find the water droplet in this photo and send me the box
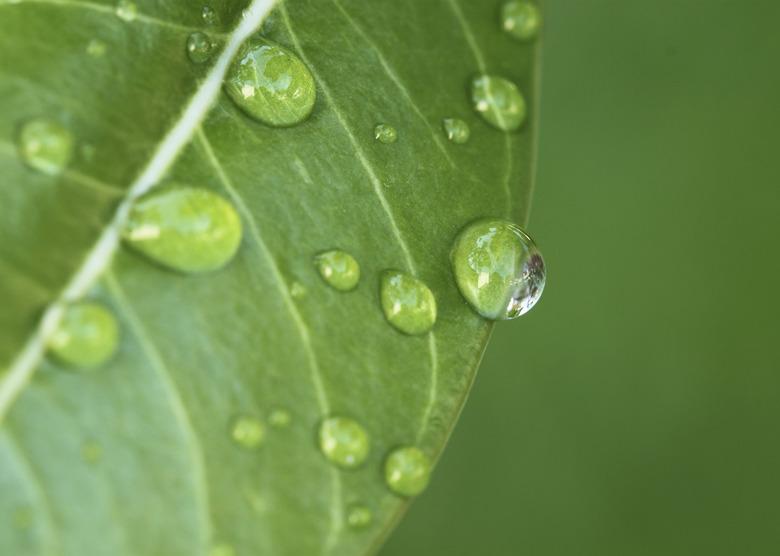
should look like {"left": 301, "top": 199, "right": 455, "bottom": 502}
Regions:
{"left": 346, "top": 504, "right": 373, "bottom": 529}
{"left": 123, "top": 187, "right": 243, "bottom": 274}
{"left": 314, "top": 250, "right": 360, "bottom": 292}
{"left": 81, "top": 440, "right": 103, "bottom": 464}
{"left": 225, "top": 38, "right": 316, "bottom": 127}
{"left": 501, "top": 0, "right": 542, "bottom": 41}
{"left": 442, "top": 118, "right": 471, "bottom": 144}
{"left": 209, "top": 543, "right": 235, "bottom": 556}
{"left": 86, "top": 39, "right": 107, "bottom": 57}
{"left": 290, "top": 281, "right": 307, "bottom": 299}
{"left": 384, "top": 446, "right": 431, "bottom": 497}
{"left": 380, "top": 271, "right": 437, "bottom": 335}
{"left": 187, "top": 32, "right": 214, "bottom": 64}
{"left": 318, "top": 417, "right": 370, "bottom": 469}
{"left": 115, "top": 0, "right": 137, "bottom": 22}
{"left": 201, "top": 5, "right": 218, "bottom": 26}
{"left": 470, "top": 75, "right": 526, "bottom": 131}
{"left": 451, "top": 219, "right": 545, "bottom": 320}
{"left": 48, "top": 302, "right": 119, "bottom": 369}
{"left": 268, "top": 408, "right": 291, "bottom": 428}
{"left": 17, "top": 118, "right": 74, "bottom": 176}
{"left": 229, "top": 415, "right": 265, "bottom": 449}
{"left": 374, "top": 123, "right": 398, "bottom": 144}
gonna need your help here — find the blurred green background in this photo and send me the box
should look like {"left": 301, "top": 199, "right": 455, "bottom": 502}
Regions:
{"left": 384, "top": 1, "right": 780, "bottom": 554}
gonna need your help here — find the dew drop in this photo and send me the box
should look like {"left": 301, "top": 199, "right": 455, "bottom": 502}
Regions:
{"left": 346, "top": 504, "right": 373, "bottom": 529}
{"left": 48, "top": 302, "right": 119, "bottom": 369}
{"left": 442, "top": 118, "right": 471, "bottom": 144}
{"left": 374, "top": 123, "right": 398, "bottom": 144}
{"left": 81, "top": 440, "right": 103, "bottom": 464}
{"left": 384, "top": 446, "right": 431, "bottom": 497}
{"left": 224, "top": 38, "right": 316, "bottom": 127}
{"left": 115, "top": 0, "right": 137, "bottom": 22}
{"left": 269, "top": 408, "right": 291, "bottom": 428}
{"left": 186, "top": 32, "right": 214, "bottom": 64}
{"left": 470, "top": 75, "right": 527, "bottom": 132}
{"left": 314, "top": 250, "right": 360, "bottom": 292}
{"left": 86, "top": 39, "right": 107, "bottom": 57}
{"left": 209, "top": 543, "right": 235, "bottom": 556}
{"left": 123, "top": 187, "right": 243, "bottom": 274}
{"left": 318, "top": 417, "right": 370, "bottom": 469}
{"left": 201, "top": 5, "right": 218, "bottom": 26}
{"left": 229, "top": 415, "right": 266, "bottom": 450}
{"left": 380, "top": 271, "right": 437, "bottom": 335}
{"left": 451, "top": 219, "right": 545, "bottom": 320}
{"left": 17, "top": 118, "right": 74, "bottom": 176}
{"left": 501, "top": 0, "right": 542, "bottom": 41}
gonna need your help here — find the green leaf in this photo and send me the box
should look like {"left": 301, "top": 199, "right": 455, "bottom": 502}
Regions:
{"left": 0, "top": 0, "right": 540, "bottom": 554}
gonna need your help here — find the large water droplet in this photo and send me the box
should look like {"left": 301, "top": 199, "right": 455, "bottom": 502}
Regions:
{"left": 384, "top": 446, "right": 431, "bottom": 497}
{"left": 201, "top": 5, "right": 218, "bottom": 26}
{"left": 374, "top": 123, "right": 398, "bottom": 144}
{"left": 224, "top": 38, "right": 316, "bottom": 127}
{"left": 470, "top": 75, "right": 526, "bottom": 131}
{"left": 17, "top": 118, "right": 74, "bottom": 176}
{"left": 346, "top": 504, "right": 373, "bottom": 529}
{"left": 380, "top": 271, "right": 437, "bottom": 335}
{"left": 48, "top": 302, "right": 119, "bottom": 369}
{"left": 86, "top": 39, "right": 107, "bottom": 57}
{"left": 314, "top": 250, "right": 360, "bottom": 292}
{"left": 115, "top": 0, "right": 137, "bottom": 22}
{"left": 229, "top": 415, "right": 265, "bottom": 450}
{"left": 187, "top": 32, "right": 214, "bottom": 64}
{"left": 269, "top": 408, "right": 291, "bottom": 428}
{"left": 442, "top": 118, "right": 471, "bottom": 144}
{"left": 123, "top": 187, "right": 242, "bottom": 274}
{"left": 501, "top": 0, "right": 542, "bottom": 41}
{"left": 451, "top": 219, "right": 545, "bottom": 320}
{"left": 318, "top": 417, "right": 370, "bottom": 469}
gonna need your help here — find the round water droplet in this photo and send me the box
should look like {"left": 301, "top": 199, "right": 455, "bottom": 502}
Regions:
{"left": 17, "top": 118, "right": 74, "bottom": 176}
{"left": 470, "top": 75, "right": 526, "bottom": 132}
{"left": 115, "top": 0, "right": 137, "bottom": 22}
{"left": 187, "top": 32, "right": 214, "bottom": 64}
{"left": 380, "top": 271, "right": 437, "bottom": 335}
{"left": 269, "top": 408, "right": 291, "bottom": 428}
{"left": 451, "top": 219, "right": 545, "bottom": 320}
{"left": 314, "top": 250, "right": 360, "bottom": 292}
{"left": 123, "top": 187, "right": 243, "bottom": 274}
{"left": 442, "top": 118, "right": 471, "bottom": 144}
{"left": 501, "top": 0, "right": 542, "bottom": 41}
{"left": 48, "top": 302, "right": 119, "bottom": 369}
{"left": 346, "top": 504, "right": 373, "bottom": 529}
{"left": 318, "top": 417, "right": 370, "bottom": 469}
{"left": 201, "top": 5, "right": 218, "bottom": 26}
{"left": 374, "top": 124, "right": 398, "bottom": 144}
{"left": 86, "top": 39, "right": 107, "bottom": 57}
{"left": 384, "top": 446, "right": 431, "bottom": 497}
{"left": 209, "top": 543, "right": 235, "bottom": 556}
{"left": 81, "top": 440, "right": 103, "bottom": 464}
{"left": 224, "top": 38, "right": 316, "bottom": 127}
{"left": 230, "top": 415, "right": 265, "bottom": 449}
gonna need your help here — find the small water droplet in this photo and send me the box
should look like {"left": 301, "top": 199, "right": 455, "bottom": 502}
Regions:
{"left": 17, "top": 118, "right": 74, "bottom": 176}
{"left": 501, "top": 0, "right": 542, "bottom": 41}
{"left": 209, "top": 543, "right": 235, "bottom": 556}
{"left": 81, "top": 440, "right": 103, "bottom": 464}
{"left": 384, "top": 446, "right": 431, "bottom": 497}
{"left": 225, "top": 38, "right": 316, "bottom": 127}
{"left": 86, "top": 39, "right": 107, "bottom": 57}
{"left": 201, "top": 5, "right": 218, "bottom": 26}
{"left": 13, "top": 507, "right": 32, "bottom": 530}
{"left": 123, "top": 187, "right": 243, "bottom": 274}
{"left": 115, "top": 0, "right": 137, "bottom": 22}
{"left": 318, "top": 417, "right": 370, "bottom": 469}
{"left": 346, "top": 503, "right": 373, "bottom": 529}
{"left": 380, "top": 271, "right": 437, "bottom": 335}
{"left": 229, "top": 415, "right": 265, "bottom": 449}
{"left": 442, "top": 118, "right": 471, "bottom": 144}
{"left": 268, "top": 408, "right": 291, "bottom": 428}
{"left": 451, "top": 219, "right": 545, "bottom": 320}
{"left": 187, "top": 32, "right": 214, "bottom": 64}
{"left": 314, "top": 250, "right": 360, "bottom": 292}
{"left": 290, "top": 281, "right": 307, "bottom": 299}
{"left": 470, "top": 75, "right": 526, "bottom": 131}
{"left": 48, "top": 302, "right": 119, "bottom": 369}
{"left": 374, "top": 123, "right": 398, "bottom": 144}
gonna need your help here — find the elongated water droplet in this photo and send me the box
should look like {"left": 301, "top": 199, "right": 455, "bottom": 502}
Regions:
{"left": 315, "top": 250, "right": 360, "bottom": 292}
{"left": 225, "top": 38, "right": 316, "bottom": 127}
{"left": 501, "top": 0, "right": 542, "bottom": 41}
{"left": 209, "top": 543, "right": 235, "bottom": 556}
{"left": 470, "top": 75, "right": 526, "bottom": 131}
{"left": 201, "top": 5, "right": 218, "bottom": 26}
{"left": 442, "top": 118, "right": 471, "bottom": 144}
{"left": 269, "top": 408, "right": 291, "bottom": 428}
{"left": 230, "top": 415, "right": 265, "bottom": 449}
{"left": 115, "top": 0, "right": 137, "bottom": 22}
{"left": 187, "top": 32, "right": 214, "bottom": 64}
{"left": 384, "top": 446, "right": 431, "bottom": 497}
{"left": 81, "top": 440, "right": 103, "bottom": 464}
{"left": 86, "top": 39, "right": 107, "bottom": 57}
{"left": 451, "top": 219, "right": 545, "bottom": 320}
{"left": 48, "top": 302, "right": 119, "bottom": 369}
{"left": 374, "top": 123, "right": 398, "bottom": 144}
{"left": 17, "top": 118, "right": 74, "bottom": 176}
{"left": 318, "top": 417, "right": 369, "bottom": 469}
{"left": 123, "top": 187, "right": 242, "bottom": 274}
{"left": 380, "top": 271, "right": 437, "bottom": 335}
{"left": 347, "top": 504, "right": 373, "bottom": 529}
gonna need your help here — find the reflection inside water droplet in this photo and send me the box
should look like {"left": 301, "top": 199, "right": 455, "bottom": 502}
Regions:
{"left": 187, "top": 32, "right": 214, "bottom": 64}
{"left": 17, "top": 118, "right": 74, "bottom": 176}
{"left": 442, "top": 118, "right": 471, "bottom": 144}
{"left": 501, "top": 0, "right": 542, "bottom": 41}
{"left": 374, "top": 123, "right": 398, "bottom": 144}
